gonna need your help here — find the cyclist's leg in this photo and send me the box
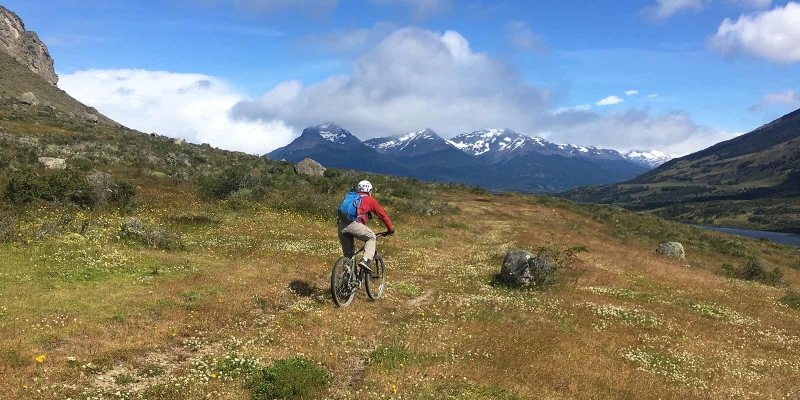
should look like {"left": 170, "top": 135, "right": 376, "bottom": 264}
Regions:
{"left": 338, "top": 220, "right": 355, "bottom": 259}
{"left": 342, "top": 222, "right": 376, "bottom": 261}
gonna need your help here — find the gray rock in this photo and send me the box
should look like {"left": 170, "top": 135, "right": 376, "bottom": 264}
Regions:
{"left": 171, "top": 137, "right": 183, "bottom": 145}
{"left": 41, "top": 101, "right": 51, "bottom": 109}
{"left": 17, "top": 91, "right": 37, "bottom": 105}
{"left": 85, "top": 114, "right": 98, "bottom": 123}
{"left": 37, "top": 157, "right": 66, "bottom": 170}
{"left": 0, "top": 6, "right": 59, "bottom": 85}
{"left": 294, "top": 158, "right": 326, "bottom": 177}
{"left": 656, "top": 242, "right": 685, "bottom": 259}
{"left": 500, "top": 250, "right": 556, "bottom": 287}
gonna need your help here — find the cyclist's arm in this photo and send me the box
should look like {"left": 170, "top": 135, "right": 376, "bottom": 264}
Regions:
{"left": 366, "top": 198, "right": 394, "bottom": 231}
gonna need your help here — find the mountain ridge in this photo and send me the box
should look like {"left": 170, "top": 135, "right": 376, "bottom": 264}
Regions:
{"left": 560, "top": 107, "right": 800, "bottom": 232}
{"left": 269, "top": 124, "right": 655, "bottom": 192}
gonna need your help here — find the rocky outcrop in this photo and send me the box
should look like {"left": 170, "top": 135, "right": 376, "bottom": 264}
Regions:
{"left": 37, "top": 157, "right": 66, "bottom": 170}
{"left": 85, "top": 114, "right": 99, "bottom": 123}
{"left": 0, "top": 6, "right": 58, "bottom": 85}
{"left": 656, "top": 242, "right": 685, "bottom": 259}
{"left": 500, "top": 250, "right": 556, "bottom": 287}
{"left": 294, "top": 158, "right": 326, "bottom": 177}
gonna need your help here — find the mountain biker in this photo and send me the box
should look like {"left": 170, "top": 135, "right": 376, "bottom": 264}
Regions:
{"left": 338, "top": 180, "right": 394, "bottom": 273}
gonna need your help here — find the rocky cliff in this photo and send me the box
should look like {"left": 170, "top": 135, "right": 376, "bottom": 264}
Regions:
{"left": 0, "top": 6, "right": 58, "bottom": 85}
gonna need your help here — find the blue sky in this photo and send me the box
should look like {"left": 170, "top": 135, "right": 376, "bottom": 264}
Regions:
{"left": 5, "top": 0, "right": 800, "bottom": 155}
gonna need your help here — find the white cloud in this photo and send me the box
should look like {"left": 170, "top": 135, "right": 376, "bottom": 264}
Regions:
{"left": 59, "top": 69, "right": 295, "bottom": 154}
{"left": 749, "top": 90, "right": 800, "bottom": 111}
{"left": 625, "top": 90, "right": 639, "bottom": 96}
{"left": 641, "top": 0, "right": 770, "bottom": 21}
{"left": 642, "top": 0, "right": 709, "bottom": 21}
{"left": 595, "top": 95, "right": 625, "bottom": 106}
{"left": 305, "top": 22, "right": 396, "bottom": 54}
{"left": 506, "top": 21, "right": 548, "bottom": 52}
{"left": 231, "top": 26, "right": 722, "bottom": 155}
{"left": 370, "top": 0, "right": 451, "bottom": 18}
{"left": 233, "top": 27, "right": 549, "bottom": 137}
{"left": 709, "top": 2, "right": 800, "bottom": 63}
{"left": 647, "top": 93, "right": 659, "bottom": 98}
{"left": 541, "top": 108, "right": 735, "bottom": 156}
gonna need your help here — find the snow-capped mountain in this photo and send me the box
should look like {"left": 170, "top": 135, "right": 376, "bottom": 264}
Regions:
{"left": 622, "top": 150, "right": 673, "bottom": 169}
{"left": 447, "top": 129, "right": 635, "bottom": 164}
{"left": 267, "top": 123, "right": 412, "bottom": 176}
{"left": 365, "top": 128, "right": 455, "bottom": 158}
{"left": 305, "top": 123, "right": 362, "bottom": 147}
{"left": 267, "top": 122, "right": 661, "bottom": 193}
{"left": 446, "top": 129, "right": 534, "bottom": 157}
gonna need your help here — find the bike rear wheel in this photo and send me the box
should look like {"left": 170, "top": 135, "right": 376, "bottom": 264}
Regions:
{"left": 331, "top": 257, "right": 356, "bottom": 307}
{"left": 365, "top": 254, "right": 386, "bottom": 300}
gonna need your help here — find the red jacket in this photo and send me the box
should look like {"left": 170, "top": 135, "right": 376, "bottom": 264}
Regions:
{"left": 356, "top": 192, "right": 394, "bottom": 231}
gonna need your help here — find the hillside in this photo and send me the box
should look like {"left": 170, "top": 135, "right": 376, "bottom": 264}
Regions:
{"left": 0, "top": 50, "right": 114, "bottom": 124}
{"left": 1, "top": 17, "right": 799, "bottom": 399}
{"left": 561, "top": 108, "right": 800, "bottom": 233}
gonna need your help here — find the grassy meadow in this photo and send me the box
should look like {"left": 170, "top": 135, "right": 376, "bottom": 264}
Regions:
{"left": 1, "top": 98, "right": 800, "bottom": 399}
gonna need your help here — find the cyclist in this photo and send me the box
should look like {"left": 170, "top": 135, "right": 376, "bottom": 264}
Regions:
{"left": 337, "top": 180, "right": 394, "bottom": 272}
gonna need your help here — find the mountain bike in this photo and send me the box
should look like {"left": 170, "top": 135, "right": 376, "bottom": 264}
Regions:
{"left": 330, "top": 232, "right": 390, "bottom": 307}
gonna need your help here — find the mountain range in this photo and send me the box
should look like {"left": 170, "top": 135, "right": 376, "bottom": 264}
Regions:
{"left": 268, "top": 125, "right": 671, "bottom": 192}
{"left": 560, "top": 107, "right": 800, "bottom": 232}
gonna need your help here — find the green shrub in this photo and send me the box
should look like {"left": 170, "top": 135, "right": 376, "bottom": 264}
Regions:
{"left": 111, "top": 180, "right": 137, "bottom": 208}
{"left": 3, "top": 172, "right": 44, "bottom": 204}
{"left": 779, "top": 292, "right": 800, "bottom": 310}
{"left": 44, "top": 170, "right": 95, "bottom": 207}
{"left": 70, "top": 157, "right": 95, "bottom": 171}
{"left": 199, "top": 164, "right": 267, "bottom": 201}
{"left": 245, "top": 357, "right": 331, "bottom": 400}
{"left": 723, "top": 258, "right": 784, "bottom": 286}
{"left": 3, "top": 170, "right": 133, "bottom": 209}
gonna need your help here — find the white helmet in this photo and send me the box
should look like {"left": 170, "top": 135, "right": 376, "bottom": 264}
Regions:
{"left": 357, "top": 180, "right": 373, "bottom": 193}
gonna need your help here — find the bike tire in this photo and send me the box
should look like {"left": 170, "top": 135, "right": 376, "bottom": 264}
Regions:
{"left": 331, "top": 257, "right": 356, "bottom": 307}
{"left": 365, "top": 254, "right": 386, "bottom": 300}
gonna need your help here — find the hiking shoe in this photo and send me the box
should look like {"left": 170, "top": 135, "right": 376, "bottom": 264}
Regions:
{"left": 358, "top": 259, "right": 372, "bottom": 274}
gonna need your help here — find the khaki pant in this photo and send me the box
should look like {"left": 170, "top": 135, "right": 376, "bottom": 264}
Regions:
{"left": 338, "top": 220, "right": 377, "bottom": 261}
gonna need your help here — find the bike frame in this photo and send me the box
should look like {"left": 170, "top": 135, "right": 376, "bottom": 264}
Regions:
{"left": 345, "top": 231, "right": 391, "bottom": 282}
{"left": 346, "top": 231, "right": 391, "bottom": 261}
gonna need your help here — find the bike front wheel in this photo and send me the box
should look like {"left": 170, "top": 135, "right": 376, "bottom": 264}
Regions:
{"left": 331, "top": 257, "right": 356, "bottom": 307}
{"left": 365, "top": 254, "right": 386, "bottom": 300}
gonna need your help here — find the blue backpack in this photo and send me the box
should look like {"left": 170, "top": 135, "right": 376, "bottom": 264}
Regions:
{"left": 338, "top": 192, "right": 363, "bottom": 222}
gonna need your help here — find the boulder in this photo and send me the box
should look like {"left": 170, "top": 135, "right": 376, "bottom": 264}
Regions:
{"left": 500, "top": 250, "right": 556, "bottom": 287}
{"left": 171, "top": 137, "right": 183, "bottom": 145}
{"left": 41, "top": 101, "right": 52, "bottom": 109}
{"left": 656, "top": 242, "right": 685, "bottom": 259}
{"left": 294, "top": 158, "right": 326, "bottom": 177}
{"left": 85, "top": 114, "right": 99, "bottom": 123}
{"left": 17, "top": 92, "right": 37, "bottom": 105}
{"left": 37, "top": 157, "right": 66, "bottom": 170}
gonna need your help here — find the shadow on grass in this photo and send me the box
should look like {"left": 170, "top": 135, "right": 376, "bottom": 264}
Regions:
{"left": 288, "top": 280, "right": 321, "bottom": 297}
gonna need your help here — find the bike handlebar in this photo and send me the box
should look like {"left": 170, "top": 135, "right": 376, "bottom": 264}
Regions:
{"left": 376, "top": 231, "right": 394, "bottom": 237}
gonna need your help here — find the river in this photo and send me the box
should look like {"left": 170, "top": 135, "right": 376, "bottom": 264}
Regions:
{"left": 696, "top": 225, "right": 800, "bottom": 247}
